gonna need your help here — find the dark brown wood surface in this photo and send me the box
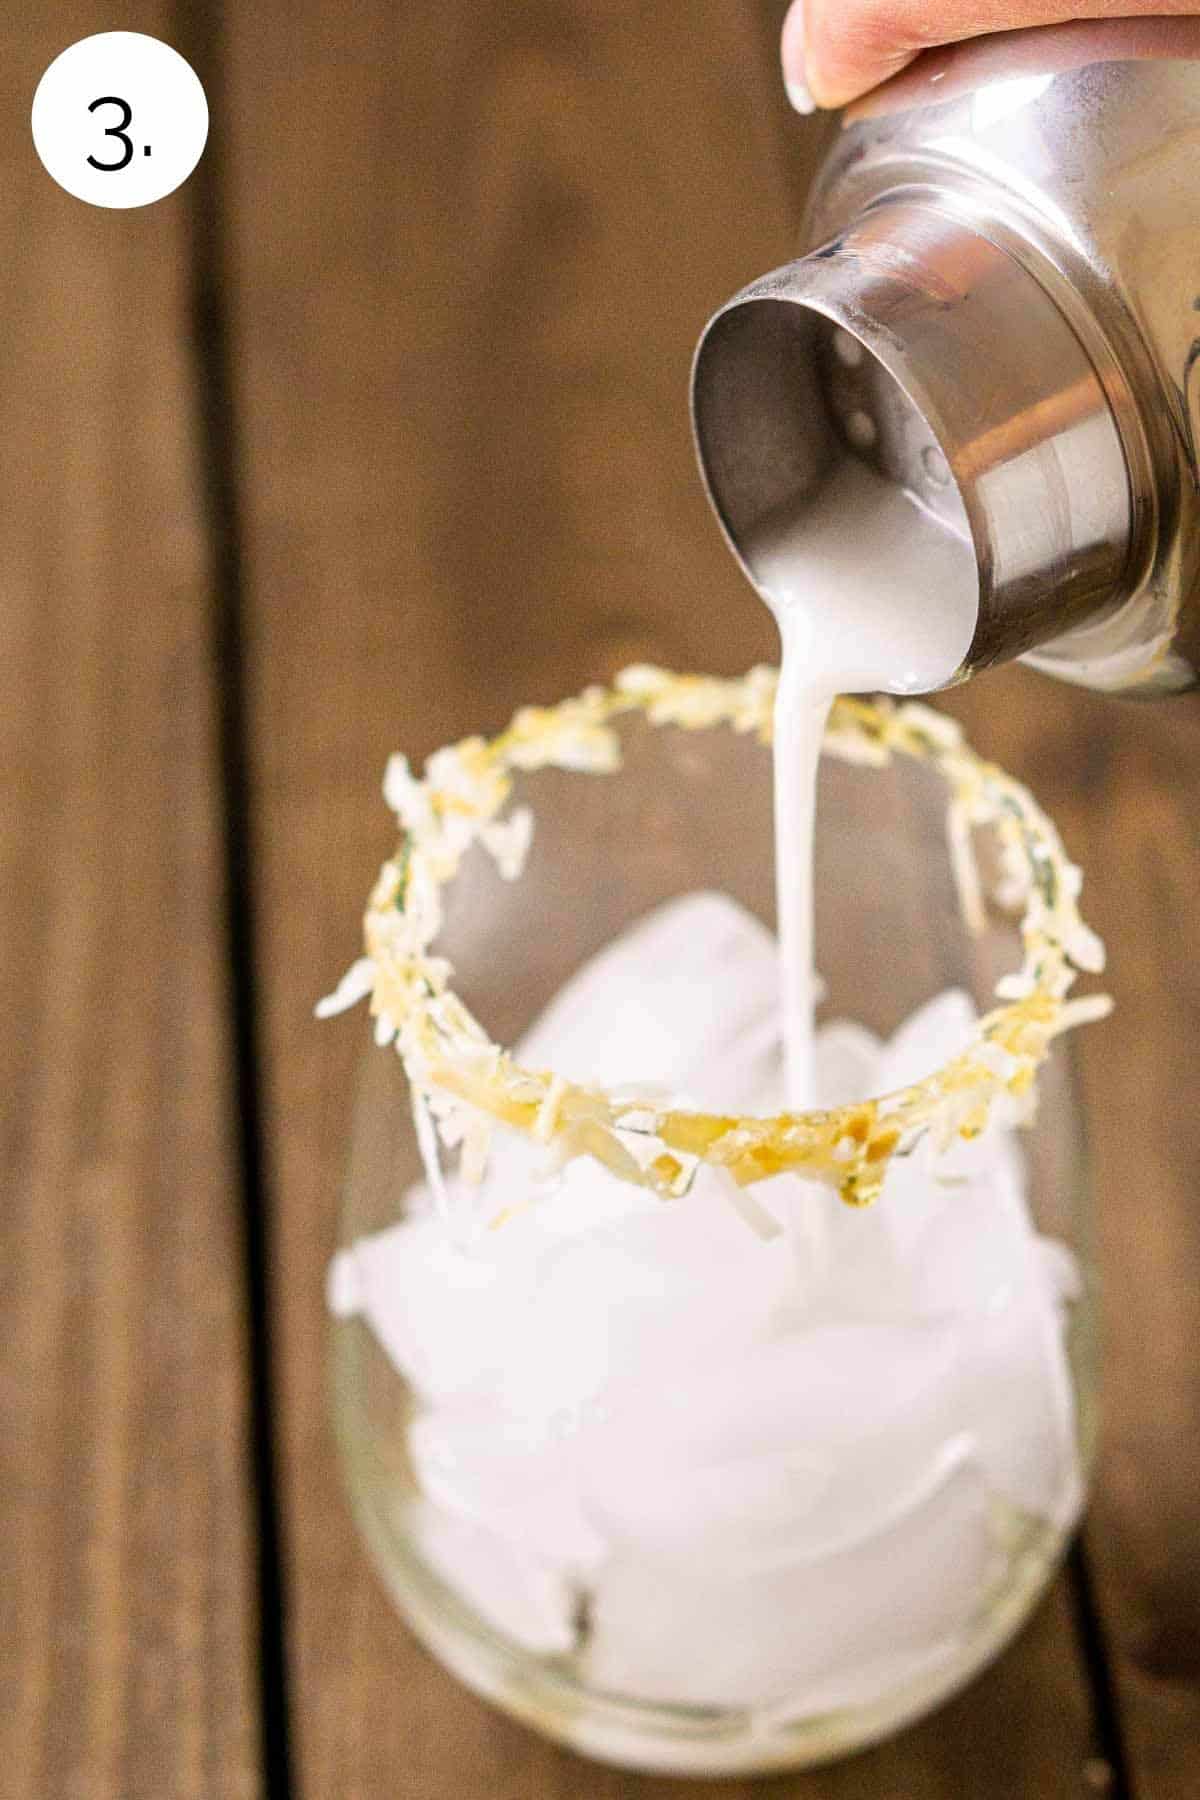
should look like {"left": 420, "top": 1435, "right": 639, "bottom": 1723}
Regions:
{"left": 9, "top": 0, "right": 1200, "bottom": 1794}
{"left": 2, "top": 7, "right": 258, "bottom": 1798}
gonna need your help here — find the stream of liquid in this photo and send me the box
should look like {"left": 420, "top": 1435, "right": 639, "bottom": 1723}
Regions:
{"left": 750, "top": 458, "right": 979, "bottom": 1111}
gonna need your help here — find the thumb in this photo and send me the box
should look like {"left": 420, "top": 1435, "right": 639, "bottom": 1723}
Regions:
{"left": 781, "top": 0, "right": 922, "bottom": 112}
{"left": 780, "top": 1, "right": 1200, "bottom": 111}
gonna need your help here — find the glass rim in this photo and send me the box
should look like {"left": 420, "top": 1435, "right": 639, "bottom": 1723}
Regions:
{"left": 316, "top": 665, "right": 1111, "bottom": 1211}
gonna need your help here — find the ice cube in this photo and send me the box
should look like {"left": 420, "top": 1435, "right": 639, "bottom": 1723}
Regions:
{"left": 877, "top": 987, "right": 978, "bottom": 1092}
{"left": 890, "top": 1131, "right": 1034, "bottom": 1319}
{"left": 333, "top": 1082, "right": 805, "bottom": 1433}
{"left": 816, "top": 988, "right": 1044, "bottom": 1324}
{"left": 949, "top": 1276, "right": 1081, "bottom": 1528}
{"left": 327, "top": 1246, "right": 364, "bottom": 1318}
{"left": 408, "top": 1404, "right": 606, "bottom": 1572}
{"left": 328, "top": 1212, "right": 550, "bottom": 1403}
{"left": 809, "top": 1001, "right": 1027, "bottom": 1323}
{"left": 407, "top": 1498, "right": 578, "bottom": 1656}
{"left": 580, "top": 1319, "right": 967, "bottom": 1561}
{"left": 868, "top": 988, "right": 988, "bottom": 1263}
{"left": 814, "top": 1019, "right": 883, "bottom": 1107}
{"left": 886, "top": 1149, "right": 1081, "bottom": 1523}
{"left": 812, "top": 1193, "right": 920, "bottom": 1323}
{"left": 515, "top": 891, "right": 781, "bottom": 1110}
{"left": 1038, "top": 1235, "right": 1084, "bottom": 1309}
{"left": 582, "top": 1440, "right": 999, "bottom": 1713}
{"left": 492, "top": 1168, "right": 802, "bottom": 1431}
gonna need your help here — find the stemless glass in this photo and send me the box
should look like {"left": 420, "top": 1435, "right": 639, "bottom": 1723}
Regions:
{"left": 329, "top": 700, "right": 1097, "bottom": 1776}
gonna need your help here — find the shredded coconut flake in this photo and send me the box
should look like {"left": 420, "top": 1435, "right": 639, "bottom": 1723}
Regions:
{"left": 319, "top": 667, "right": 1111, "bottom": 1212}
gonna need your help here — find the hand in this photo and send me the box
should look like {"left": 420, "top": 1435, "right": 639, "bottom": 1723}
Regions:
{"left": 782, "top": 0, "right": 1200, "bottom": 112}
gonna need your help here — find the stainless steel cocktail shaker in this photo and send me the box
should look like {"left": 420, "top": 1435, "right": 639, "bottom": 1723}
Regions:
{"left": 691, "top": 37, "right": 1200, "bottom": 693}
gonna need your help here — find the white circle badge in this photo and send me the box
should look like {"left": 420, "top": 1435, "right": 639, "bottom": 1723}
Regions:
{"left": 32, "top": 32, "right": 208, "bottom": 209}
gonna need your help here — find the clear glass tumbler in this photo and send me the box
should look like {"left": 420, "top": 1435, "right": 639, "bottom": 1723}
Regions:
{"left": 328, "top": 698, "right": 1097, "bottom": 1776}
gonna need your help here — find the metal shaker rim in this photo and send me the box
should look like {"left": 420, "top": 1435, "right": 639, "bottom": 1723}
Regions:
{"left": 692, "top": 194, "right": 1135, "bottom": 685}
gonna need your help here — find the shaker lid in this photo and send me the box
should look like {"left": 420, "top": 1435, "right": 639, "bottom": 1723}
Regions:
{"left": 691, "top": 198, "right": 1133, "bottom": 684}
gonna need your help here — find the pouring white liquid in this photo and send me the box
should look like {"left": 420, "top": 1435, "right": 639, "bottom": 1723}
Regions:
{"left": 750, "top": 456, "right": 979, "bottom": 1107}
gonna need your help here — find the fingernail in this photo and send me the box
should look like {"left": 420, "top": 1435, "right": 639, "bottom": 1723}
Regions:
{"left": 783, "top": 2, "right": 817, "bottom": 114}
{"left": 787, "top": 75, "right": 817, "bottom": 115}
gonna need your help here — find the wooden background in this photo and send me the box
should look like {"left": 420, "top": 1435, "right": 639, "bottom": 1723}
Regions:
{"left": 5, "top": 2, "right": 1199, "bottom": 1795}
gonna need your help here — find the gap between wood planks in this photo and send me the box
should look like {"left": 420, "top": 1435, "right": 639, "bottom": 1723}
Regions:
{"left": 176, "top": 3, "right": 295, "bottom": 1795}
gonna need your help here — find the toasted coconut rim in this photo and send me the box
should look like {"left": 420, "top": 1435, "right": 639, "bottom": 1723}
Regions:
{"left": 318, "top": 665, "right": 1109, "bottom": 1210}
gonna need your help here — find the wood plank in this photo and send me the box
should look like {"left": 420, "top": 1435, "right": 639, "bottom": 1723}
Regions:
{"left": 946, "top": 666, "right": 1200, "bottom": 1799}
{"left": 0, "top": 11, "right": 259, "bottom": 1797}
{"left": 227, "top": 1, "right": 1099, "bottom": 1792}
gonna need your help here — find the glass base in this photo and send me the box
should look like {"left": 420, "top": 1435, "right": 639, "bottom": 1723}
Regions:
{"left": 336, "top": 1318, "right": 1082, "bottom": 1777}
